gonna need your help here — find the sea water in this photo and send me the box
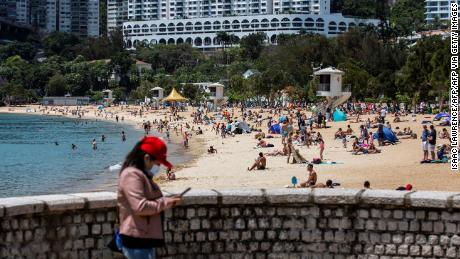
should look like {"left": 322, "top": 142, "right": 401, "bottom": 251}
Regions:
{"left": 0, "top": 113, "right": 188, "bottom": 198}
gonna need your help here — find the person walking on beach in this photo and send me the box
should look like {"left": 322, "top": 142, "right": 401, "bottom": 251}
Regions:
{"left": 92, "top": 139, "right": 97, "bottom": 150}
{"left": 118, "top": 136, "right": 181, "bottom": 259}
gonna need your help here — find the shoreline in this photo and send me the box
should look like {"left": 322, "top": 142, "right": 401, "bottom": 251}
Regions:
{"left": 0, "top": 105, "right": 206, "bottom": 192}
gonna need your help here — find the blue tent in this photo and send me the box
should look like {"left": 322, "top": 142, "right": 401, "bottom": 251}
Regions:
{"left": 434, "top": 112, "right": 450, "bottom": 120}
{"left": 270, "top": 124, "right": 281, "bottom": 134}
{"left": 373, "top": 127, "right": 398, "bottom": 143}
{"left": 333, "top": 109, "right": 347, "bottom": 122}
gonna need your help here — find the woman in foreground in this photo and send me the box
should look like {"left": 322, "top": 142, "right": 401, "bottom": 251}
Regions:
{"left": 118, "top": 136, "right": 182, "bottom": 259}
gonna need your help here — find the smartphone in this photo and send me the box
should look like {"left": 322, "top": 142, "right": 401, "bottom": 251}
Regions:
{"left": 179, "top": 187, "right": 191, "bottom": 197}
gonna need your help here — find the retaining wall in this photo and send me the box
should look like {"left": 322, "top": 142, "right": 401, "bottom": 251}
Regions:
{"left": 1, "top": 189, "right": 460, "bottom": 258}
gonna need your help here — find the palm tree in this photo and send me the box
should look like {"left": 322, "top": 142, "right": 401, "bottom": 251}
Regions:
{"left": 216, "top": 31, "right": 231, "bottom": 50}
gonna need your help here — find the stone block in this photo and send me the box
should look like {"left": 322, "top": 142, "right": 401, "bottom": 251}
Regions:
{"left": 265, "top": 188, "right": 312, "bottom": 204}
{"left": 312, "top": 189, "right": 362, "bottom": 205}
{"left": 408, "top": 191, "right": 460, "bottom": 208}
{"left": 452, "top": 235, "right": 460, "bottom": 246}
{"left": 70, "top": 192, "right": 117, "bottom": 209}
{"left": 219, "top": 189, "right": 265, "bottom": 204}
{"left": 421, "top": 245, "right": 432, "bottom": 257}
{"left": 0, "top": 197, "right": 45, "bottom": 216}
{"left": 446, "top": 222, "right": 457, "bottom": 233}
{"left": 453, "top": 195, "right": 460, "bottom": 209}
{"left": 433, "top": 245, "right": 443, "bottom": 256}
{"left": 446, "top": 247, "right": 457, "bottom": 258}
{"left": 409, "top": 245, "right": 420, "bottom": 256}
{"left": 361, "top": 190, "right": 407, "bottom": 206}
{"left": 397, "top": 244, "right": 409, "bottom": 255}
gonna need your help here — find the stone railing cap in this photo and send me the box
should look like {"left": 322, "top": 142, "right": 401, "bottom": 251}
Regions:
{"left": 360, "top": 189, "right": 409, "bottom": 206}
{"left": 27, "top": 194, "right": 86, "bottom": 212}
{"left": 408, "top": 191, "right": 460, "bottom": 209}
{"left": 69, "top": 192, "right": 117, "bottom": 209}
{"left": 0, "top": 196, "right": 45, "bottom": 217}
{"left": 165, "top": 189, "right": 218, "bottom": 205}
{"left": 313, "top": 188, "right": 363, "bottom": 205}
{"left": 265, "top": 188, "right": 312, "bottom": 204}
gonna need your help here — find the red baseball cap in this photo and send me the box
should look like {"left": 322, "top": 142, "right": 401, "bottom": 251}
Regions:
{"left": 405, "top": 184, "right": 413, "bottom": 191}
{"left": 139, "top": 136, "right": 173, "bottom": 169}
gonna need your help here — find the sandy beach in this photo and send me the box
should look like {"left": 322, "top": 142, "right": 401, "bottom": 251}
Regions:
{"left": 1, "top": 105, "right": 457, "bottom": 192}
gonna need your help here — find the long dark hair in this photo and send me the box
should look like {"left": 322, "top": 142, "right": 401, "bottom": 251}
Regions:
{"left": 120, "top": 140, "right": 155, "bottom": 175}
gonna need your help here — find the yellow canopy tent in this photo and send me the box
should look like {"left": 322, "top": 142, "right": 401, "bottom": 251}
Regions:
{"left": 162, "top": 88, "right": 188, "bottom": 102}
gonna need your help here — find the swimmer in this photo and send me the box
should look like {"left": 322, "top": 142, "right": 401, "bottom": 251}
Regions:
{"left": 101, "top": 134, "right": 106, "bottom": 142}
{"left": 71, "top": 144, "right": 77, "bottom": 150}
{"left": 122, "top": 131, "right": 126, "bottom": 142}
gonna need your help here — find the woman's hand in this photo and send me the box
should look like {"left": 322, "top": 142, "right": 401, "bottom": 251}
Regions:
{"left": 167, "top": 196, "right": 182, "bottom": 208}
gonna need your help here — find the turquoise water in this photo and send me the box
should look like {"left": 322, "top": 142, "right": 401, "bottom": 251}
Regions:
{"left": 0, "top": 113, "right": 187, "bottom": 198}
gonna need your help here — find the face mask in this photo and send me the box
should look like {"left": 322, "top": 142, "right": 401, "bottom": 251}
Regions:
{"left": 149, "top": 165, "right": 161, "bottom": 177}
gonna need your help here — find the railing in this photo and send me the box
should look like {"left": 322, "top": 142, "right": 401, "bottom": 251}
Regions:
{"left": 317, "top": 83, "right": 330, "bottom": 92}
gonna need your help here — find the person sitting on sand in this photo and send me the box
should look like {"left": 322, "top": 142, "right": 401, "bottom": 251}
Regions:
{"left": 254, "top": 131, "right": 265, "bottom": 139}
{"left": 352, "top": 138, "right": 366, "bottom": 155}
{"left": 248, "top": 152, "right": 267, "bottom": 171}
{"left": 298, "top": 164, "right": 317, "bottom": 188}
{"left": 335, "top": 128, "right": 345, "bottom": 139}
{"left": 368, "top": 142, "right": 381, "bottom": 154}
{"left": 344, "top": 125, "right": 353, "bottom": 135}
{"left": 439, "top": 128, "right": 450, "bottom": 140}
{"left": 208, "top": 146, "right": 217, "bottom": 154}
{"left": 393, "top": 114, "right": 401, "bottom": 123}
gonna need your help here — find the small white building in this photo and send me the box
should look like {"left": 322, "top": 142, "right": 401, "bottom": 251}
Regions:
{"left": 313, "top": 67, "right": 351, "bottom": 109}
{"left": 102, "top": 89, "right": 114, "bottom": 103}
{"left": 42, "top": 96, "right": 90, "bottom": 106}
{"left": 151, "top": 87, "right": 165, "bottom": 99}
{"left": 150, "top": 87, "right": 164, "bottom": 107}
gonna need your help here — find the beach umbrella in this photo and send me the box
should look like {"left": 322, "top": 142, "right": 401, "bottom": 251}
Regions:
{"left": 98, "top": 105, "right": 104, "bottom": 111}
{"left": 434, "top": 112, "right": 450, "bottom": 120}
{"left": 162, "top": 88, "right": 188, "bottom": 102}
{"left": 279, "top": 116, "right": 288, "bottom": 123}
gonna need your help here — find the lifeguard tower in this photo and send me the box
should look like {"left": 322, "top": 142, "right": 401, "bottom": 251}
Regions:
{"left": 102, "top": 89, "right": 113, "bottom": 103}
{"left": 313, "top": 67, "right": 351, "bottom": 110}
{"left": 150, "top": 87, "right": 164, "bottom": 108}
{"left": 207, "top": 83, "right": 227, "bottom": 111}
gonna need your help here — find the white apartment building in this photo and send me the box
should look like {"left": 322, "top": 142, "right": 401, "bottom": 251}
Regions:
{"left": 108, "top": 0, "right": 128, "bottom": 32}
{"left": 425, "top": 0, "right": 459, "bottom": 23}
{"left": 123, "top": 13, "right": 379, "bottom": 49}
{"left": 0, "top": 0, "right": 99, "bottom": 37}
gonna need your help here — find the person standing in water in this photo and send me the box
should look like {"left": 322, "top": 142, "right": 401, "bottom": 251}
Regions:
{"left": 122, "top": 131, "right": 127, "bottom": 142}
{"left": 102, "top": 134, "right": 106, "bottom": 142}
{"left": 71, "top": 144, "right": 77, "bottom": 150}
{"left": 118, "top": 136, "right": 181, "bottom": 259}
{"left": 92, "top": 139, "right": 97, "bottom": 150}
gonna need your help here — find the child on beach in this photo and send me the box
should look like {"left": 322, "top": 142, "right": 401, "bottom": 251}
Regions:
{"left": 318, "top": 137, "right": 325, "bottom": 160}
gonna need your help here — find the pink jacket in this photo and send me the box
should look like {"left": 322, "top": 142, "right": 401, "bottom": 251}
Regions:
{"left": 117, "top": 167, "right": 174, "bottom": 239}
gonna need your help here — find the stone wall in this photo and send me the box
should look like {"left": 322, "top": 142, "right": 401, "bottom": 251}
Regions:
{"left": 1, "top": 189, "right": 460, "bottom": 258}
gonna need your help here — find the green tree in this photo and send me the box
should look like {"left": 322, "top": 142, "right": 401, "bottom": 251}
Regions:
{"left": 390, "top": 0, "right": 425, "bottom": 36}
{"left": 46, "top": 74, "right": 68, "bottom": 96}
{"left": 43, "top": 32, "right": 80, "bottom": 60}
{"left": 240, "top": 33, "right": 266, "bottom": 60}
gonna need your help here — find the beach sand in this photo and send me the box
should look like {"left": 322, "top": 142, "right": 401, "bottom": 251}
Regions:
{"left": 1, "top": 105, "right": 458, "bottom": 192}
